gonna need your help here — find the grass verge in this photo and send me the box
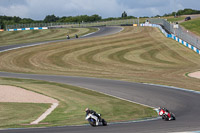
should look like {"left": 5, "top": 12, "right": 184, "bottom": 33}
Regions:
{"left": 163, "top": 16, "right": 185, "bottom": 23}
{"left": 0, "top": 27, "right": 97, "bottom": 46}
{"left": 0, "top": 77, "right": 157, "bottom": 128}
{"left": 180, "top": 17, "right": 200, "bottom": 36}
{"left": 0, "top": 102, "right": 50, "bottom": 128}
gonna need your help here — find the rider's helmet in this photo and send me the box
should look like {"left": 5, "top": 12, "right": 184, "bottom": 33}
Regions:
{"left": 158, "top": 107, "right": 162, "bottom": 111}
{"left": 85, "top": 108, "right": 90, "bottom": 113}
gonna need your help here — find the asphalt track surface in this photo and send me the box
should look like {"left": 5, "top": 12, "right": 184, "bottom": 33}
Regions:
{"left": 0, "top": 27, "right": 200, "bottom": 133}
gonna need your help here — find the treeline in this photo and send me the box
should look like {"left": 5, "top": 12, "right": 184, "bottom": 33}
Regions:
{"left": 0, "top": 16, "right": 40, "bottom": 29}
{"left": 1, "top": 8, "right": 200, "bottom": 29}
{"left": 0, "top": 13, "right": 136, "bottom": 29}
{"left": 0, "top": 14, "right": 101, "bottom": 29}
{"left": 163, "top": 8, "right": 200, "bottom": 17}
{"left": 43, "top": 14, "right": 137, "bottom": 23}
{"left": 49, "top": 14, "right": 102, "bottom": 23}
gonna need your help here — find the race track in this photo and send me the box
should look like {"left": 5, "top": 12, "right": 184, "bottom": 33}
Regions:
{"left": 0, "top": 27, "right": 200, "bottom": 133}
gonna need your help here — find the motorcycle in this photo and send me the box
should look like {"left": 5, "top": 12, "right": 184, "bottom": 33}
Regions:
{"left": 85, "top": 113, "right": 107, "bottom": 127}
{"left": 158, "top": 107, "right": 176, "bottom": 121}
{"left": 162, "top": 112, "right": 176, "bottom": 121}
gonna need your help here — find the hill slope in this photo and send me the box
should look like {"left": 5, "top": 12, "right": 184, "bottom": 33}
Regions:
{"left": 1, "top": 26, "right": 200, "bottom": 91}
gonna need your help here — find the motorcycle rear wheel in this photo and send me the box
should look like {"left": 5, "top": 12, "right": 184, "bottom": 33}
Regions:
{"left": 171, "top": 113, "right": 176, "bottom": 120}
{"left": 102, "top": 119, "right": 107, "bottom": 126}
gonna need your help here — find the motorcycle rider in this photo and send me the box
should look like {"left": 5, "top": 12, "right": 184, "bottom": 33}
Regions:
{"left": 158, "top": 107, "right": 171, "bottom": 120}
{"left": 85, "top": 108, "right": 102, "bottom": 122}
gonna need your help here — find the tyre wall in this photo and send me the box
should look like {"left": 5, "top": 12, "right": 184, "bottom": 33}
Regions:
{"left": 7, "top": 27, "right": 48, "bottom": 31}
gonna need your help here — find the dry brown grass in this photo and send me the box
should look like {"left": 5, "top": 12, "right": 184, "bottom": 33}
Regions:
{"left": 0, "top": 28, "right": 95, "bottom": 46}
{"left": 0, "top": 26, "right": 200, "bottom": 91}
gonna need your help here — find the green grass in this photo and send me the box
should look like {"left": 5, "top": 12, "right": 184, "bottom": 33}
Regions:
{"left": 0, "top": 102, "right": 50, "bottom": 128}
{"left": 163, "top": 16, "right": 185, "bottom": 23}
{"left": 0, "top": 77, "right": 157, "bottom": 128}
{"left": 0, "top": 27, "right": 97, "bottom": 46}
{"left": 180, "top": 18, "right": 200, "bottom": 36}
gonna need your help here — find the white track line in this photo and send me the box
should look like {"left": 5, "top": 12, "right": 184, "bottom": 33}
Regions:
{"left": 142, "top": 83, "right": 200, "bottom": 95}
{"left": 31, "top": 103, "right": 59, "bottom": 124}
{"left": 172, "top": 131, "right": 200, "bottom": 133}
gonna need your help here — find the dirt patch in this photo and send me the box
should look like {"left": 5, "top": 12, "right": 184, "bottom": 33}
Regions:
{"left": 188, "top": 71, "right": 200, "bottom": 79}
{"left": 0, "top": 85, "right": 58, "bottom": 103}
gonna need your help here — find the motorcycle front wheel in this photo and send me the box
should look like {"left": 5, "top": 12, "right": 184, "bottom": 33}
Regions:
{"left": 89, "top": 118, "right": 96, "bottom": 127}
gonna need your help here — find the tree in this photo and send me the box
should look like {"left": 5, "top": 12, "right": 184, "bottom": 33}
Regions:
{"left": 90, "top": 14, "right": 101, "bottom": 21}
{"left": 0, "top": 19, "right": 3, "bottom": 29}
{"left": 155, "top": 15, "right": 161, "bottom": 17}
{"left": 44, "top": 14, "right": 59, "bottom": 23}
{"left": 121, "top": 11, "right": 127, "bottom": 18}
{"left": 13, "top": 16, "right": 21, "bottom": 23}
{"left": 19, "top": 18, "right": 34, "bottom": 24}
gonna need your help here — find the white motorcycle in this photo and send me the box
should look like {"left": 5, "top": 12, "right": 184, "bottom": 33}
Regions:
{"left": 85, "top": 113, "right": 107, "bottom": 127}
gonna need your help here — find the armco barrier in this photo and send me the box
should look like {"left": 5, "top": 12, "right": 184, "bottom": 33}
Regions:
{"left": 7, "top": 27, "right": 48, "bottom": 31}
{"left": 140, "top": 23, "right": 168, "bottom": 37}
{"left": 148, "top": 18, "right": 200, "bottom": 49}
{"left": 140, "top": 23, "right": 200, "bottom": 55}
